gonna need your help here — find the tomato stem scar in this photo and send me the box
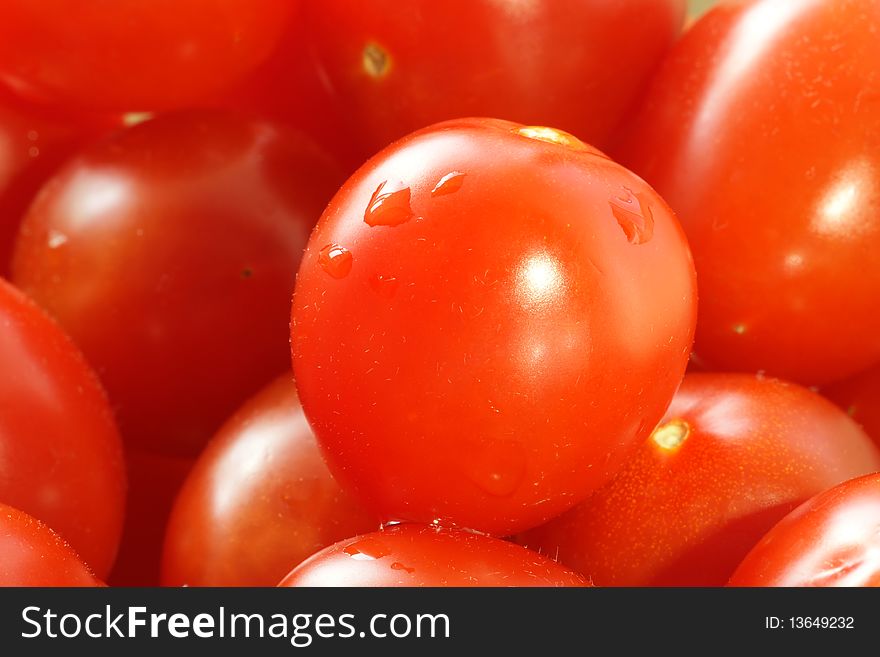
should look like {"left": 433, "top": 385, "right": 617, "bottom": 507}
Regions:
{"left": 651, "top": 418, "right": 691, "bottom": 451}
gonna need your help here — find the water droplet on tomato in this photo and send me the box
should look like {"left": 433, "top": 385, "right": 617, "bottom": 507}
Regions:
{"left": 609, "top": 187, "right": 654, "bottom": 245}
{"left": 343, "top": 537, "right": 391, "bottom": 561}
{"left": 390, "top": 562, "right": 415, "bottom": 573}
{"left": 364, "top": 180, "right": 414, "bottom": 227}
{"left": 370, "top": 273, "right": 400, "bottom": 299}
{"left": 318, "top": 243, "right": 353, "bottom": 279}
{"left": 47, "top": 230, "right": 68, "bottom": 249}
{"left": 431, "top": 171, "right": 466, "bottom": 197}
{"left": 463, "top": 440, "right": 527, "bottom": 497}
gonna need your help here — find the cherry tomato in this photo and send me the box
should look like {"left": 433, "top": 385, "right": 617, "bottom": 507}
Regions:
{"left": 824, "top": 365, "right": 880, "bottom": 449}
{"left": 108, "top": 450, "right": 194, "bottom": 587}
{"left": 291, "top": 118, "right": 697, "bottom": 536}
{"left": 304, "top": 0, "right": 686, "bottom": 155}
{"left": 212, "top": 17, "right": 361, "bottom": 173}
{"left": 615, "top": 0, "right": 880, "bottom": 386}
{"left": 0, "top": 1, "right": 298, "bottom": 112}
{"left": 0, "top": 503, "right": 102, "bottom": 587}
{"left": 730, "top": 473, "right": 880, "bottom": 587}
{"left": 12, "top": 110, "right": 344, "bottom": 457}
{"left": 521, "top": 373, "right": 880, "bottom": 586}
{"left": 279, "top": 524, "right": 586, "bottom": 587}
{"left": 162, "top": 374, "right": 377, "bottom": 587}
{"left": 0, "top": 88, "right": 116, "bottom": 273}
{"left": 0, "top": 279, "right": 125, "bottom": 578}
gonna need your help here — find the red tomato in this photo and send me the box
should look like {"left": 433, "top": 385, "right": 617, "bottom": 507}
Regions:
{"left": 730, "top": 473, "right": 880, "bottom": 586}
{"left": 0, "top": 1, "right": 297, "bottom": 112}
{"left": 291, "top": 118, "right": 697, "bottom": 536}
{"left": 0, "top": 279, "right": 125, "bottom": 578}
{"left": 212, "top": 17, "right": 361, "bottom": 174}
{"left": 108, "top": 450, "right": 194, "bottom": 587}
{"left": 0, "top": 503, "right": 102, "bottom": 587}
{"left": 521, "top": 373, "right": 880, "bottom": 586}
{"left": 615, "top": 0, "right": 880, "bottom": 386}
{"left": 0, "top": 88, "right": 116, "bottom": 273}
{"left": 304, "top": 0, "right": 686, "bottom": 155}
{"left": 824, "top": 365, "right": 880, "bottom": 449}
{"left": 12, "top": 110, "right": 344, "bottom": 457}
{"left": 279, "top": 524, "right": 586, "bottom": 587}
{"left": 161, "top": 374, "right": 377, "bottom": 587}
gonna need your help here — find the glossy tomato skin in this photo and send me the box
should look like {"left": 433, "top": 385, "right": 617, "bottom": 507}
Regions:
{"left": 521, "top": 373, "right": 880, "bottom": 587}
{"left": 0, "top": 1, "right": 298, "bottom": 112}
{"left": 11, "top": 110, "right": 344, "bottom": 457}
{"left": 615, "top": 0, "right": 880, "bottom": 385}
{"left": 292, "top": 118, "right": 697, "bottom": 536}
{"left": 305, "top": 0, "right": 686, "bottom": 155}
{"left": 730, "top": 474, "right": 880, "bottom": 587}
{"left": 0, "top": 88, "right": 116, "bottom": 273}
{"left": 0, "top": 503, "right": 102, "bottom": 587}
{"left": 824, "top": 365, "right": 880, "bottom": 449}
{"left": 108, "top": 450, "right": 194, "bottom": 587}
{"left": 279, "top": 524, "right": 586, "bottom": 587}
{"left": 0, "top": 279, "right": 125, "bottom": 578}
{"left": 162, "top": 374, "right": 377, "bottom": 587}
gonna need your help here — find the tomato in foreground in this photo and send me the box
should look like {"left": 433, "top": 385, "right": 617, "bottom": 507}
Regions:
{"left": 616, "top": 0, "right": 880, "bottom": 385}
{"left": 0, "top": 88, "right": 116, "bottom": 273}
{"left": 162, "top": 375, "right": 377, "bottom": 587}
{"left": 0, "top": 279, "right": 125, "bottom": 578}
{"left": 12, "top": 110, "right": 344, "bottom": 456}
{"left": 279, "top": 524, "right": 586, "bottom": 587}
{"left": 730, "top": 473, "right": 880, "bottom": 587}
{"left": 305, "top": 0, "right": 686, "bottom": 155}
{"left": 823, "top": 365, "right": 880, "bottom": 449}
{"left": 0, "top": 1, "right": 297, "bottom": 111}
{"left": 521, "top": 373, "right": 880, "bottom": 586}
{"left": 292, "top": 118, "right": 697, "bottom": 536}
{"left": 0, "top": 503, "right": 102, "bottom": 587}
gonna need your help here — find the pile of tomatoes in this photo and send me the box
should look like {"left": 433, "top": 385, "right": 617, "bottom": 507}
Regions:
{"left": 2, "top": 0, "right": 880, "bottom": 589}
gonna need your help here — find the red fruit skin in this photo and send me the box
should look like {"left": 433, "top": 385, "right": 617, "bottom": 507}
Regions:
{"left": 616, "top": 0, "right": 880, "bottom": 385}
{"left": 0, "top": 503, "right": 103, "bottom": 587}
{"left": 521, "top": 373, "right": 880, "bottom": 587}
{"left": 279, "top": 524, "right": 588, "bottom": 587}
{"left": 0, "top": 279, "right": 125, "bottom": 579}
{"left": 162, "top": 375, "right": 377, "bottom": 587}
{"left": 291, "top": 117, "right": 697, "bottom": 536}
{"left": 730, "top": 473, "right": 880, "bottom": 587}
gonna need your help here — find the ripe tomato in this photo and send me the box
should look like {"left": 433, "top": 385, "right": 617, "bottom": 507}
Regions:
{"left": 729, "top": 473, "right": 880, "bottom": 586}
{"left": 12, "top": 110, "right": 344, "bottom": 457}
{"left": 304, "top": 0, "right": 686, "bottom": 155}
{"left": 0, "top": 503, "right": 102, "bottom": 587}
{"left": 615, "top": 0, "right": 880, "bottom": 385}
{"left": 291, "top": 118, "right": 697, "bottom": 536}
{"left": 0, "top": 88, "right": 116, "bottom": 273}
{"left": 0, "top": 279, "right": 125, "bottom": 578}
{"left": 521, "top": 373, "right": 880, "bottom": 586}
{"left": 0, "top": 1, "right": 297, "bottom": 112}
{"left": 212, "top": 16, "right": 361, "bottom": 174}
{"left": 162, "top": 374, "right": 377, "bottom": 587}
{"left": 824, "top": 365, "right": 880, "bottom": 449}
{"left": 279, "top": 524, "right": 586, "bottom": 587}
{"left": 108, "top": 450, "right": 194, "bottom": 587}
